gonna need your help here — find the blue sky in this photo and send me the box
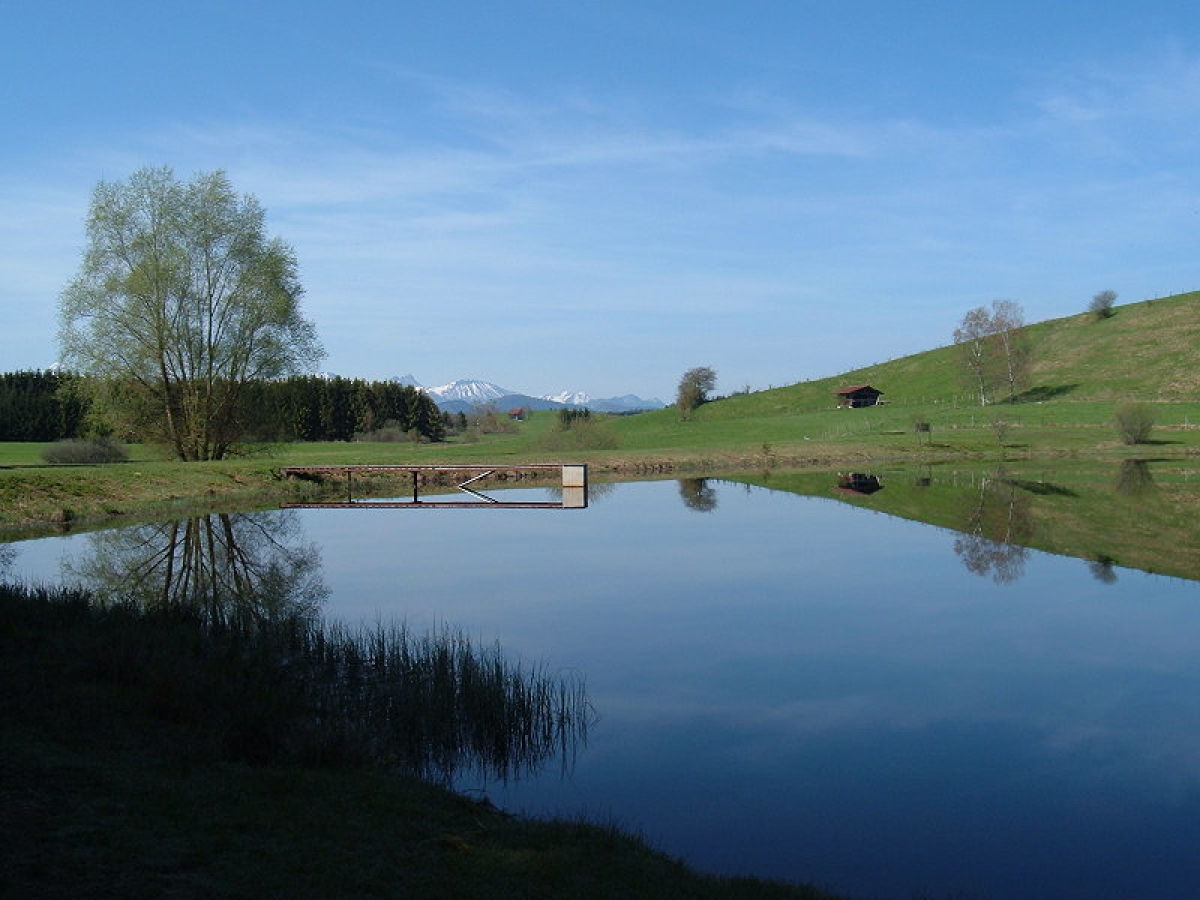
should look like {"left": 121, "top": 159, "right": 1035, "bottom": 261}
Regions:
{"left": 4, "top": 1, "right": 1200, "bottom": 399}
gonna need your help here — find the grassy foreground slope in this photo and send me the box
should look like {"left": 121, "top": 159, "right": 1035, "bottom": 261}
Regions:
{"left": 1, "top": 292, "right": 1197, "bottom": 532}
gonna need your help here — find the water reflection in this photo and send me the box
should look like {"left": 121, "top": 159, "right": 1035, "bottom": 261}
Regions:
{"left": 0, "top": 543, "right": 15, "bottom": 580}
{"left": 55, "top": 509, "right": 591, "bottom": 784}
{"left": 1087, "top": 556, "right": 1119, "bottom": 584}
{"left": 8, "top": 469, "right": 1200, "bottom": 898}
{"left": 1115, "top": 459, "right": 1157, "bottom": 497}
{"left": 678, "top": 478, "right": 718, "bottom": 512}
{"left": 952, "top": 470, "right": 1033, "bottom": 584}
{"left": 837, "top": 472, "right": 884, "bottom": 494}
{"left": 730, "top": 460, "right": 1200, "bottom": 583}
{"left": 64, "top": 511, "right": 329, "bottom": 627}
{"left": 546, "top": 479, "right": 615, "bottom": 503}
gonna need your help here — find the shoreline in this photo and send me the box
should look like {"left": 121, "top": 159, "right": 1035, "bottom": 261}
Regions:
{"left": 2, "top": 442, "right": 1194, "bottom": 539}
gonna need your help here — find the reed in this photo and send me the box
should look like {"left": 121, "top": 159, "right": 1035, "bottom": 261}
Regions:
{"left": 0, "top": 581, "right": 591, "bottom": 780}
{"left": 281, "top": 619, "right": 592, "bottom": 781}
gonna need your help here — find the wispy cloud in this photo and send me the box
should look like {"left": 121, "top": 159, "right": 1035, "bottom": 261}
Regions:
{"left": 6, "top": 48, "right": 1200, "bottom": 390}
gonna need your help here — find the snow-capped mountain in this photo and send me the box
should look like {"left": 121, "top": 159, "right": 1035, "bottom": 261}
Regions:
{"left": 400, "top": 377, "right": 665, "bottom": 413}
{"left": 542, "top": 390, "right": 592, "bottom": 406}
{"left": 387, "top": 373, "right": 421, "bottom": 387}
{"left": 543, "top": 390, "right": 665, "bottom": 412}
{"left": 423, "top": 379, "right": 510, "bottom": 404}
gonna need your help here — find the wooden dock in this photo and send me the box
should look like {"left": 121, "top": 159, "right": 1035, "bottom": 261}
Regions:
{"left": 279, "top": 463, "right": 587, "bottom": 509}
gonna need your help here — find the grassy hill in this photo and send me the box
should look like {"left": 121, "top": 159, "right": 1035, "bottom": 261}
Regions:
{"left": 713, "top": 289, "right": 1200, "bottom": 410}
{"left": 604, "top": 291, "right": 1200, "bottom": 458}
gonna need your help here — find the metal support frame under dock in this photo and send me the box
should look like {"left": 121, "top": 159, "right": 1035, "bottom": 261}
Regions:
{"left": 279, "top": 464, "right": 588, "bottom": 509}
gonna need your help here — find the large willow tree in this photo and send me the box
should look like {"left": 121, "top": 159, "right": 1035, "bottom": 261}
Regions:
{"left": 59, "top": 167, "right": 323, "bottom": 460}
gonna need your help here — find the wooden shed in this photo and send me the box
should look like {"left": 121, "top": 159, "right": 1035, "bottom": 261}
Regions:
{"left": 834, "top": 385, "right": 883, "bottom": 408}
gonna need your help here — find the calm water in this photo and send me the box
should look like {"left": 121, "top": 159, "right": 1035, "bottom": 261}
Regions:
{"left": 6, "top": 467, "right": 1200, "bottom": 899}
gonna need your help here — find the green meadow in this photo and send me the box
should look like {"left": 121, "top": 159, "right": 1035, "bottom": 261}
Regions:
{"left": 2, "top": 291, "right": 1197, "bottom": 533}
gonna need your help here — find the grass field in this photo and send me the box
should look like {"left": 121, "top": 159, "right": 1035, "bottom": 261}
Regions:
{"left": 2, "top": 291, "right": 1197, "bottom": 533}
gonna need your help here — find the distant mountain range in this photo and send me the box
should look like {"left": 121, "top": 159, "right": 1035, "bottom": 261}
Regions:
{"left": 387, "top": 376, "right": 664, "bottom": 414}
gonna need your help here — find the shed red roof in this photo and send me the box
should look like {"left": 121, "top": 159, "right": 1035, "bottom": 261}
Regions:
{"left": 834, "top": 384, "right": 882, "bottom": 395}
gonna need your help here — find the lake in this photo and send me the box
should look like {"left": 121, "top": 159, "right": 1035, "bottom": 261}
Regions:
{"left": 5, "top": 460, "right": 1200, "bottom": 899}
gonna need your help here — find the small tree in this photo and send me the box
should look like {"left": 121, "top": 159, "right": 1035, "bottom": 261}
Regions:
{"left": 675, "top": 366, "right": 717, "bottom": 419}
{"left": 953, "top": 306, "right": 994, "bottom": 406}
{"left": 991, "top": 419, "right": 1010, "bottom": 446}
{"left": 988, "top": 299, "right": 1030, "bottom": 401}
{"left": 1089, "top": 290, "right": 1117, "bottom": 320}
{"left": 953, "top": 300, "right": 1032, "bottom": 405}
{"left": 1113, "top": 403, "right": 1155, "bottom": 445}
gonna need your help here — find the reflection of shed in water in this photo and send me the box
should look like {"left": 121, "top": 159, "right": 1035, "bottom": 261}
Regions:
{"left": 834, "top": 385, "right": 884, "bottom": 408}
{"left": 837, "top": 473, "right": 884, "bottom": 494}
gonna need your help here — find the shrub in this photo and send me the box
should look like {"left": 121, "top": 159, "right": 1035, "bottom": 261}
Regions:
{"left": 41, "top": 437, "right": 128, "bottom": 464}
{"left": 1113, "top": 403, "right": 1155, "bottom": 445}
{"left": 1089, "top": 289, "right": 1117, "bottom": 320}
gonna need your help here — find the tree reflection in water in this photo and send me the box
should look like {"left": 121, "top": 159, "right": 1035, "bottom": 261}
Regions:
{"left": 678, "top": 478, "right": 718, "bottom": 512}
{"left": 953, "top": 470, "right": 1034, "bottom": 585}
{"left": 59, "top": 510, "right": 591, "bottom": 783}
{"left": 64, "top": 511, "right": 328, "bottom": 627}
{"left": 1087, "top": 556, "right": 1119, "bottom": 584}
{"left": 1115, "top": 459, "right": 1157, "bottom": 497}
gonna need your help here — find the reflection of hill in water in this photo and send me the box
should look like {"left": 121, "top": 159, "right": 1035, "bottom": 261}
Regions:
{"left": 729, "top": 460, "right": 1200, "bottom": 582}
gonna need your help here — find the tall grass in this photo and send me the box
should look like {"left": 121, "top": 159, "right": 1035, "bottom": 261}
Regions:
{"left": 0, "top": 582, "right": 591, "bottom": 781}
{"left": 284, "top": 619, "right": 592, "bottom": 781}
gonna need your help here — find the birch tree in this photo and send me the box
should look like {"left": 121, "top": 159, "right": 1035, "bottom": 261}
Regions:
{"left": 953, "top": 306, "right": 994, "bottom": 406}
{"left": 953, "top": 300, "right": 1031, "bottom": 405}
{"left": 988, "top": 299, "right": 1030, "bottom": 401}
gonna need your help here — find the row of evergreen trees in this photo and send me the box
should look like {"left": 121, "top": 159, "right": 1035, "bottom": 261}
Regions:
{"left": 0, "top": 371, "right": 447, "bottom": 444}
{"left": 238, "top": 376, "right": 446, "bottom": 443}
{"left": 0, "top": 370, "right": 88, "bottom": 441}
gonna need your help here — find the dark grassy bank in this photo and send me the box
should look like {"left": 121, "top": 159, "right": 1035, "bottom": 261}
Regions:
{"left": 0, "top": 583, "right": 844, "bottom": 899}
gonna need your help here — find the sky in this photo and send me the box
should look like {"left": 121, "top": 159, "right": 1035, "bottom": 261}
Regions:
{"left": 4, "top": 1, "right": 1200, "bottom": 400}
